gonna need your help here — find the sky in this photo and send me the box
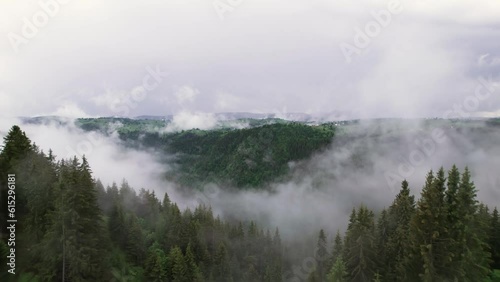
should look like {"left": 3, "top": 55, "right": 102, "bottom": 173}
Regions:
{"left": 1, "top": 0, "right": 500, "bottom": 240}
{"left": 1, "top": 0, "right": 500, "bottom": 120}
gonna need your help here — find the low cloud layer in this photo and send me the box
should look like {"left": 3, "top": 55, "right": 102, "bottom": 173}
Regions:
{"left": 164, "top": 111, "right": 218, "bottom": 132}
{"left": 1, "top": 0, "right": 500, "bottom": 119}
{"left": 0, "top": 118, "right": 189, "bottom": 208}
{"left": 207, "top": 120, "right": 500, "bottom": 240}
{"left": 1, "top": 119, "right": 499, "bottom": 242}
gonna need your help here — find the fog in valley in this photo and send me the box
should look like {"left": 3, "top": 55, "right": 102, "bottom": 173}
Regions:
{"left": 2, "top": 117, "right": 498, "bottom": 244}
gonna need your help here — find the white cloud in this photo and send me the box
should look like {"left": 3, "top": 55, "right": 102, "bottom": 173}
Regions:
{"left": 164, "top": 111, "right": 217, "bottom": 132}
{"left": 215, "top": 91, "right": 245, "bottom": 111}
{"left": 50, "top": 102, "right": 90, "bottom": 118}
{"left": 174, "top": 85, "right": 199, "bottom": 104}
{"left": 478, "top": 53, "right": 500, "bottom": 66}
{"left": 0, "top": 0, "right": 499, "bottom": 118}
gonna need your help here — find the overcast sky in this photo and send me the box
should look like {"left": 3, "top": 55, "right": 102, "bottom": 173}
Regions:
{"left": 1, "top": 0, "right": 500, "bottom": 119}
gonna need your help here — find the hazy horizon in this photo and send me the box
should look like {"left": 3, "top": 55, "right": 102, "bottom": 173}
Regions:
{"left": 2, "top": 0, "right": 500, "bottom": 120}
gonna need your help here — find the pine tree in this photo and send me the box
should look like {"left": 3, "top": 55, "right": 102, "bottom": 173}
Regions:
{"left": 344, "top": 205, "right": 377, "bottom": 282}
{"left": 444, "top": 165, "right": 461, "bottom": 277}
{"left": 375, "top": 208, "right": 389, "bottom": 277}
{"left": 44, "top": 157, "right": 110, "bottom": 281}
{"left": 8, "top": 147, "right": 58, "bottom": 276}
{"left": 491, "top": 207, "right": 500, "bottom": 269}
{"left": 124, "top": 214, "right": 145, "bottom": 266}
{"left": 0, "top": 125, "right": 32, "bottom": 171}
{"left": 169, "top": 246, "right": 188, "bottom": 282}
{"left": 327, "top": 256, "right": 347, "bottom": 282}
{"left": 109, "top": 203, "right": 127, "bottom": 248}
{"left": 144, "top": 243, "right": 168, "bottom": 282}
{"left": 214, "top": 242, "right": 233, "bottom": 282}
{"left": 0, "top": 126, "right": 33, "bottom": 239}
{"left": 327, "top": 230, "right": 343, "bottom": 273}
{"left": 185, "top": 242, "right": 204, "bottom": 282}
{"left": 409, "top": 169, "right": 451, "bottom": 281}
{"left": 455, "top": 168, "right": 491, "bottom": 280}
{"left": 342, "top": 208, "right": 357, "bottom": 261}
{"left": 385, "top": 179, "right": 415, "bottom": 281}
{"left": 271, "top": 228, "right": 283, "bottom": 282}
{"left": 316, "top": 229, "right": 328, "bottom": 280}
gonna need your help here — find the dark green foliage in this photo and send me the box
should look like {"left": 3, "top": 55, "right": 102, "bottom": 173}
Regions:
{"left": 384, "top": 180, "right": 415, "bottom": 281}
{"left": 0, "top": 125, "right": 33, "bottom": 239}
{"left": 2, "top": 125, "right": 499, "bottom": 282}
{"left": 310, "top": 229, "right": 329, "bottom": 281}
{"left": 169, "top": 246, "right": 188, "bottom": 282}
{"left": 328, "top": 230, "right": 343, "bottom": 272}
{"left": 344, "top": 205, "right": 377, "bottom": 282}
{"left": 38, "top": 157, "right": 109, "bottom": 281}
{"left": 409, "top": 169, "right": 452, "bottom": 281}
{"left": 454, "top": 168, "right": 491, "bottom": 280}
{"left": 71, "top": 118, "right": 336, "bottom": 187}
{"left": 185, "top": 242, "right": 204, "bottom": 282}
{"left": 144, "top": 243, "right": 168, "bottom": 281}
{"left": 375, "top": 208, "right": 389, "bottom": 277}
{"left": 491, "top": 208, "right": 500, "bottom": 269}
{"left": 164, "top": 122, "right": 335, "bottom": 187}
{"left": 0, "top": 125, "right": 32, "bottom": 171}
{"left": 327, "top": 256, "right": 347, "bottom": 282}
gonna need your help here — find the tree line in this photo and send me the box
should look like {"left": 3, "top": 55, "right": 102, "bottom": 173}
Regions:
{"left": 0, "top": 125, "right": 499, "bottom": 281}
{"left": 307, "top": 168, "right": 500, "bottom": 282}
{"left": 0, "top": 125, "right": 284, "bottom": 281}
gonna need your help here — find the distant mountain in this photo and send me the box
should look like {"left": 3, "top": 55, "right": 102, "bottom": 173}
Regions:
{"left": 132, "top": 112, "right": 356, "bottom": 122}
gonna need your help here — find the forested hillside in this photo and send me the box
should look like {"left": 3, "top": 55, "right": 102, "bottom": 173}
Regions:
{"left": 0, "top": 126, "right": 285, "bottom": 281}
{"left": 39, "top": 117, "right": 337, "bottom": 188}
{"left": 162, "top": 123, "right": 335, "bottom": 187}
{"left": 1, "top": 125, "right": 500, "bottom": 281}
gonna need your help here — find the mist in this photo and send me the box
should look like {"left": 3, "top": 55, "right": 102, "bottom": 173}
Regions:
{"left": 2, "top": 118, "right": 499, "bottom": 244}
{"left": 205, "top": 119, "right": 500, "bottom": 242}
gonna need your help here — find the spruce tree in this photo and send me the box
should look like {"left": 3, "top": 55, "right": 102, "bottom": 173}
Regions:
{"left": 328, "top": 230, "right": 343, "bottom": 272}
{"left": 385, "top": 179, "right": 415, "bottom": 281}
{"left": 214, "top": 242, "right": 233, "bottom": 282}
{"left": 491, "top": 207, "right": 500, "bottom": 269}
{"left": 316, "top": 229, "right": 328, "bottom": 280}
{"left": 344, "top": 205, "right": 377, "bottom": 282}
{"left": 185, "top": 242, "right": 204, "bottom": 282}
{"left": 169, "top": 246, "right": 188, "bottom": 282}
{"left": 444, "top": 165, "right": 461, "bottom": 277}
{"left": 409, "top": 169, "right": 449, "bottom": 281}
{"left": 40, "top": 157, "right": 109, "bottom": 281}
{"left": 144, "top": 243, "right": 168, "bottom": 282}
{"left": 0, "top": 126, "right": 33, "bottom": 239}
{"left": 455, "top": 168, "right": 491, "bottom": 280}
{"left": 375, "top": 208, "right": 389, "bottom": 278}
{"left": 327, "top": 256, "right": 347, "bottom": 282}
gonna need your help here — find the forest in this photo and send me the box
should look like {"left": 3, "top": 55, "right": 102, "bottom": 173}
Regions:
{"left": 0, "top": 125, "right": 500, "bottom": 281}
{"left": 35, "top": 117, "right": 338, "bottom": 188}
